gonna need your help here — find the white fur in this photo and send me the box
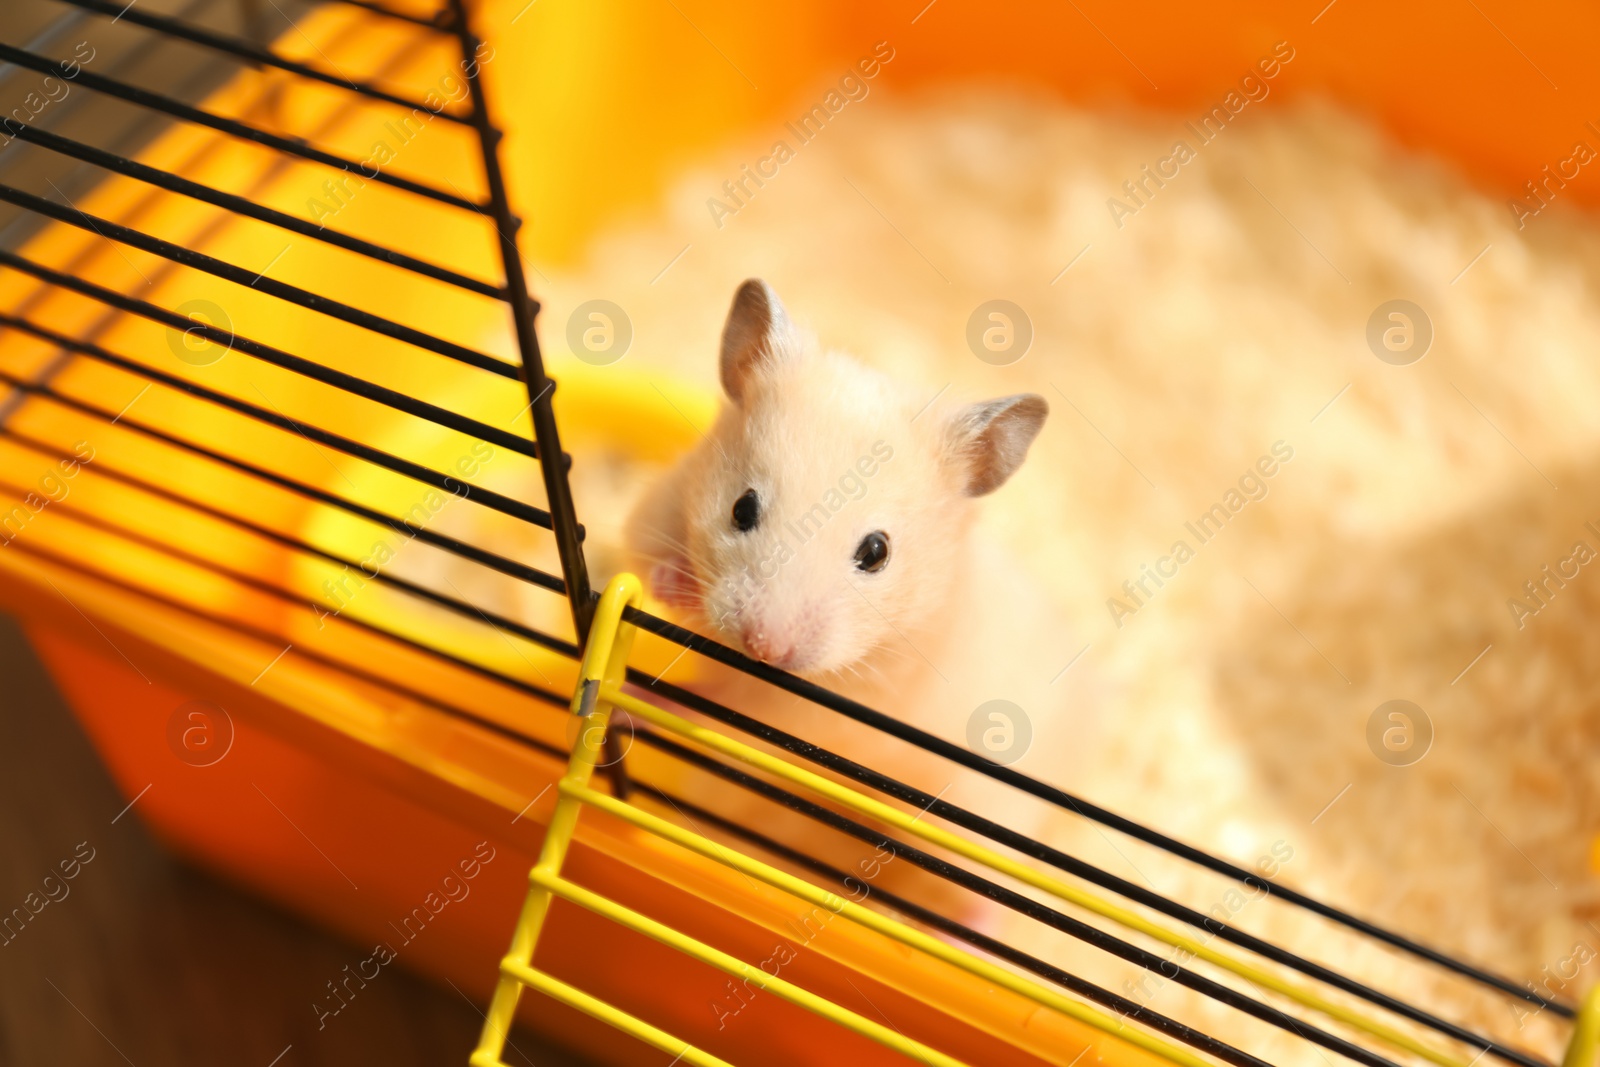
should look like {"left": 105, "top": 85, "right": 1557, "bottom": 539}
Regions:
{"left": 629, "top": 290, "right": 1044, "bottom": 677}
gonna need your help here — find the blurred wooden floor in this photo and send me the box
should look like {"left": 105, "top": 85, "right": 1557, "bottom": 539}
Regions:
{"left": 0, "top": 612, "right": 587, "bottom": 1066}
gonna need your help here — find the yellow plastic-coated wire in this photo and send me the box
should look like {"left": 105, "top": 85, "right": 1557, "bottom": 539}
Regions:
{"left": 601, "top": 684, "right": 1467, "bottom": 1067}
{"left": 470, "top": 576, "right": 644, "bottom": 1067}
{"left": 530, "top": 869, "right": 973, "bottom": 1067}
{"left": 500, "top": 960, "right": 737, "bottom": 1067}
{"left": 571, "top": 572, "right": 644, "bottom": 703}
{"left": 565, "top": 780, "right": 1217, "bottom": 1067}
{"left": 1562, "top": 985, "right": 1600, "bottom": 1067}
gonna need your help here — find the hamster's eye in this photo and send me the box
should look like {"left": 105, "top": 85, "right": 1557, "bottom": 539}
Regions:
{"left": 732, "top": 488, "right": 760, "bottom": 532}
{"left": 854, "top": 531, "right": 890, "bottom": 573}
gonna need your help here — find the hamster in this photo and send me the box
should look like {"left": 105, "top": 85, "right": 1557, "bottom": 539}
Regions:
{"left": 623, "top": 279, "right": 1106, "bottom": 927}
{"left": 626, "top": 278, "right": 1048, "bottom": 678}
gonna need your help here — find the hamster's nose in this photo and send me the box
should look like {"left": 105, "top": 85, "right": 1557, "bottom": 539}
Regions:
{"left": 741, "top": 625, "right": 795, "bottom": 668}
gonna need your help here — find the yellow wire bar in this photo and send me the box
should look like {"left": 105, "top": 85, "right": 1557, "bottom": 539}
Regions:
{"left": 474, "top": 573, "right": 1225, "bottom": 1067}
{"left": 470, "top": 573, "right": 643, "bottom": 1067}
{"left": 500, "top": 960, "right": 736, "bottom": 1067}
{"left": 598, "top": 683, "right": 1469, "bottom": 1067}
{"left": 562, "top": 779, "right": 1222, "bottom": 1067}
{"left": 531, "top": 869, "right": 971, "bottom": 1067}
{"left": 1562, "top": 986, "right": 1600, "bottom": 1067}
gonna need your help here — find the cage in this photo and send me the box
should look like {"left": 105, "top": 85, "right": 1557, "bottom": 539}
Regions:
{"left": 0, "top": 1, "right": 1596, "bottom": 1065}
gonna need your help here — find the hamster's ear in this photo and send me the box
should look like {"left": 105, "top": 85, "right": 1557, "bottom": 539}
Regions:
{"left": 720, "top": 279, "right": 795, "bottom": 404}
{"left": 944, "top": 394, "right": 1049, "bottom": 496}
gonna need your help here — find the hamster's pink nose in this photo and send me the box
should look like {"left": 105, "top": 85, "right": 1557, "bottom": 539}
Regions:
{"left": 741, "top": 625, "right": 796, "bottom": 668}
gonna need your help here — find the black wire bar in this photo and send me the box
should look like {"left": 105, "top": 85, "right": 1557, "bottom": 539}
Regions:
{"left": 2, "top": 119, "right": 504, "bottom": 297}
{"left": 0, "top": 311, "right": 568, "bottom": 531}
{"left": 0, "top": 421, "right": 572, "bottom": 653}
{"left": 0, "top": 249, "right": 551, "bottom": 464}
{"left": 56, "top": 0, "right": 472, "bottom": 121}
{"left": 0, "top": 183, "right": 522, "bottom": 378}
{"left": 0, "top": 5, "right": 93, "bottom": 117}
{"left": 0, "top": 42, "right": 483, "bottom": 211}
{"left": 625, "top": 772, "right": 1282, "bottom": 1067}
{"left": 0, "top": 0, "right": 227, "bottom": 420}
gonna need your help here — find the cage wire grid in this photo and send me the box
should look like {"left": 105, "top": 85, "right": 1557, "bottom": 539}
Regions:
{"left": 0, "top": 1, "right": 1584, "bottom": 1066}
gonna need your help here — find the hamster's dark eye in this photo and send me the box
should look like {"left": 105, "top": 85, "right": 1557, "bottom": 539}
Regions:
{"left": 854, "top": 531, "right": 890, "bottom": 573}
{"left": 731, "top": 488, "right": 760, "bottom": 532}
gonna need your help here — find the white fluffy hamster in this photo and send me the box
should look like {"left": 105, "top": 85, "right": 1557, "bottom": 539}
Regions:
{"left": 626, "top": 277, "right": 1049, "bottom": 679}
{"left": 622, "top": 280, "right": 1102, "bottom": 931}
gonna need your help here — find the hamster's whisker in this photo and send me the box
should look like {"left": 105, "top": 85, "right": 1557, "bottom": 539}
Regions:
{"left": 642, "top": 529, "right": 698, "bottom": 554}
{"left": 631, "top": 548, "right": 707, "bottom": 585}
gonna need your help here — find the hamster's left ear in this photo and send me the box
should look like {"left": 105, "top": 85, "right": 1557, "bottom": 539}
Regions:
{"left": 721, "top": 278, "right": 797, "bottom": 405}
{"left": 944, "top": 394, "right": 1049, "bottom": 496}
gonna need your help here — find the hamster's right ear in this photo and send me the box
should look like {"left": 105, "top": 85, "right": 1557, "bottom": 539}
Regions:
{"left": 721, "top": 278, "right": 795, "bottom": 404}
